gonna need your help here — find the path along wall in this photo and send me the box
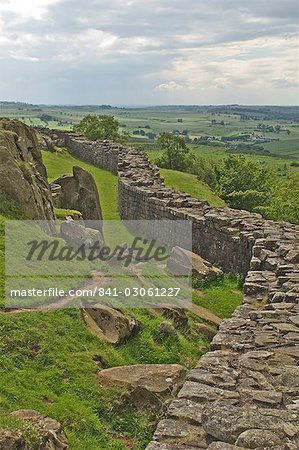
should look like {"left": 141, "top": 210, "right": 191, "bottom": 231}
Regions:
{"left": 50, "top": 131, "right": 299, "bottom": 449}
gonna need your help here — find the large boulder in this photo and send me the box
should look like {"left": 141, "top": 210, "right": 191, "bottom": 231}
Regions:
{"left": 82, "top": 305, "right": 139, "bottom": 344}
{"left": 0, "top": 119, "right": 55, "bottom": 234}
{"left": 167, "top": 246, "right": 223, "bottom": 280}
{"left": 51, "top": 166, "right": 103, "bottom": 232}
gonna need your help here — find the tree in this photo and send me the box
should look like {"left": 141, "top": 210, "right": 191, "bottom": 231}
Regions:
{"left": 215, "top": 155, "right": 272, "bottom": 212}
{"left": 257, "top": 173, "right": 299, "bottom": 224}
{"left": 73, "top": 115, "right": 127, "bottom": 142}
{"left": 155, "top": 132, "right": 194, "bottom": 171}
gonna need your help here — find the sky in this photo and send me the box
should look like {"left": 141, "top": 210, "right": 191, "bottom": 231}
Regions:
{"left": 0, "top": 0, "right": 298, "bottom": 105}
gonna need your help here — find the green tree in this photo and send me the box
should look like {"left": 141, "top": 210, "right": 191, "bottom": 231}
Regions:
{"left": 257, "top": 173, "right": 299, "bottom": 224}
{"left": 73, "top": 115, "right": 127, "bottom": 142}
{"left": 215, "top": 155, "right": 272, "bottom": 212}
{"left": 155, "top": 132, "right": 194, "bottom": 171}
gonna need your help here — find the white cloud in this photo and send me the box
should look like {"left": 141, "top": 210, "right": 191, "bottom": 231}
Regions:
{"left": 155, "top": 81, "right": 183, "bottom": 91}
{"left": 0, "top": 0, "right": 59, "bottom": 22}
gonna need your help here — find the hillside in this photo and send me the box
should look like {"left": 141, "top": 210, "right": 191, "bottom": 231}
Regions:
{"left": 0, "top": 122, "right": 243, "bottom": 450}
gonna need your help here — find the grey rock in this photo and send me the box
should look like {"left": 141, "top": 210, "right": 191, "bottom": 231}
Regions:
{"left": 10, "top": 409, "right": 68, "bottom": 449}
{"left": 0, "top": 119, "right": 55, "bottom": 234}
{"left": 83, "top": 306, "right": 139, "bottom": 344}
{"left": 153, "top": 419, "right": 208, "bottom": 446}
{"left": 235, "top": 429, "right": 283, "bottom": 448}
{"left": 201, "top": 403, "right": 299, "bottom": 444}
{"left": 168, "top": 399, "right": 204, "bottom": 424}
{"left": 60, "top": 220, "right": 104, "bottom": 248}
{"left": 178, "top": 382, "right": 240, "bottom": 402}
{"left": 52, "top": 165, "right": 103, "bottom": 232}
{"left": 0, "top": 429, "right": 25, "bottom": 450}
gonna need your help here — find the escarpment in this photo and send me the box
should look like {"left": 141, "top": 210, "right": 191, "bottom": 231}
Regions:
{"left": 0, "top": 120, "right": 55, "bottom": 234}
{"left": 41, "top": 129, "right": 299, "bottom": 449}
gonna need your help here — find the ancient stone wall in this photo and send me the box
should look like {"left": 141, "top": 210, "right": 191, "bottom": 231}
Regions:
{"left": 45, "top": 130, "right": 299, "bottom": 449}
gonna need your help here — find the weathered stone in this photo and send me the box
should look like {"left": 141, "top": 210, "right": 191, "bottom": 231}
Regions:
{"left": 168, "top": 399, "right": 204, "bottom": 424}
{"left": 98, "top": 364, "right": 186, "bottom": 395}
{"left": 235, "top": 429, "right": 283, "bottom": 448}
{"left": 187, "top": 368, "right": 237, "bottom": 389}
{"left": 0, "top": 429, "right": 25, "bottom": 450}
{"left": 207, "top": 444, "right": 248, "bottom": 450}
{"left": 167, "top": 246, "right": 222, "bottom": 280}
{"left": 161, "top": 307, "right": 188, "bottom": 327}
{"left": 0, "top": 119, "right": 55, "bottom": 234}
{"left": 82, "top": 306, "right": 139, "bottom": 344}
{"left": 272, "top": 322, "right": 299, "bottom": 334}
{"left": 147, "top": 442, "right": 199, "bottom": 450}
{"left": 60, "top": 220, "right": 104, "bottom": 248}
{"left": 52, "top": 165, "right": 103, "bottom": 231}
{"left": 10, "top": 410, "right": 68, "bottom": 449}
{"left": 286, "top": 249, "right": 299, "bottom": 263}
{"left": 153, "top": 419, "right": 208, "bottom": 445}
{"left": 240, "top": 389, "right": 283, "bottom": 406}
{"left": 157, "top": 321, "right": 177, "bottom": 336}
{"left": 178, "top": 382, "right": 240, "bottom": 402}
{"left": 195, "top": 323, "right": 217, "bottom": 340}
{"left": 201, "top": 403, "right": 299, "bottom": 444}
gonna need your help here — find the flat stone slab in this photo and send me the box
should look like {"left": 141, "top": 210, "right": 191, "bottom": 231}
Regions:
{"left": 98, "top": 364, "right": 187, "bottom": 395}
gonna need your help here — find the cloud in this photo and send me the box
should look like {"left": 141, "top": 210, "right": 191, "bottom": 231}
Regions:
{"left": 0, "top": 0, "right": 298, "bottom": 104}
{"left": 155, "top": 81, "right": 183, "bottom": 91}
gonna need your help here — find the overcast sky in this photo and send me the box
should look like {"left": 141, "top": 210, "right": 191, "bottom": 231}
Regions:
{"left": 0, "top": 0, "right": 298, "bottom": 105}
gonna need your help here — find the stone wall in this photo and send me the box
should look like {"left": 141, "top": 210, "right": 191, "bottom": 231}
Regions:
{"left": 44, "top": 130, "right": 299, "bottom": 449}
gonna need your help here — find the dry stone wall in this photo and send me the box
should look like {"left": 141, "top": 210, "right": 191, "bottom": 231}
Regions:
{"left": 47, "top": 130, "right": 299, "bottom": 449}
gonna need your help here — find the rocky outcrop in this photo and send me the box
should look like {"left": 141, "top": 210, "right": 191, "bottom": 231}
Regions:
{"left": 82, "top": 305, "right": 139, "bottom": 344}
{"left": 51, "top": 165, "right": 103, "bottom": 232}
{"left": 0, "top": 120, "right": 55, "bottom": 234}
{"left": 0, "top": 410, "right": 68, "bottom": 450}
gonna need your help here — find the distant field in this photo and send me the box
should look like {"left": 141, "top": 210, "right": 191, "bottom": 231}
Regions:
{"left": 146, "top": 144, "right": 299, "bottom": 174}
{"left": 1, "top": 103, "right": 298, "bottom": 163}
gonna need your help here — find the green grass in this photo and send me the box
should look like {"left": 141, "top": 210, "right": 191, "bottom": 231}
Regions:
{"left": 160, "top": 168, "right": 225, "bottom": 207}
{"left": 193, "top": 275, "right": 243, "bottom": 319}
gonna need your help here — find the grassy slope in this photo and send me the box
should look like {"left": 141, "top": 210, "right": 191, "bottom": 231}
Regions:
{"left": 160, "top": 168, "right": 225, "bottom": 207}
{"left": 0, "top": 150, "right": 242, "bottom": 450}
